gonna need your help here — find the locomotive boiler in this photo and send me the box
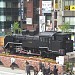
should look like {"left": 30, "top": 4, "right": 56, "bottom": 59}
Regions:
{"left": 4, "top": 31, "right": 73, "bottom": 59}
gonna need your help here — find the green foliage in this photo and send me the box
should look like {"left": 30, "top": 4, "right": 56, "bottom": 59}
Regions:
{"left": 65, "top": 62, "right": 74, "bottom": 74}
{"left": 13, "top": 22, "right": 22, "bottom": 34}
{"left": 6, "top": 32, "right": 12, "bottom": 36}
{"left": 65, "top": 62, "right": 70, "bottom": 72}
{"left": 59, "top": 22, "right": 70, "bottom": 32}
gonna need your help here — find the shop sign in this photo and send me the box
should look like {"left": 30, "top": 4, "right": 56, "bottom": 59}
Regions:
{"left": 70, "top": 5, "right": 75, "bottom": 11}
{"left": 26, "top": 18, "right": 32, "bottom": 24}
{"left": 64, "top": 6, "right": 70, "bottom": 10}
{"left": 42, "top": 1, "right": 52, "bottom": 13}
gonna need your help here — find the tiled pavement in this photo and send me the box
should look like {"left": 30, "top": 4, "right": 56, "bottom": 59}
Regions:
{"left": 0, "top": 66, "right": 34, "bottom": 75}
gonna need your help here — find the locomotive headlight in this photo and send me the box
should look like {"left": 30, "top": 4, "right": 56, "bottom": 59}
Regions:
{"left": 68, "top": 37, "right": 70, "bottom": 40}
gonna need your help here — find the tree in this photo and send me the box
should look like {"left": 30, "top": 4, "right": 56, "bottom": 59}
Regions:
{"left": 58, "top": 22, "right": 71, "bottom": 32}
{"left": 13, "top": 22, "right": 22, "bottom": 34}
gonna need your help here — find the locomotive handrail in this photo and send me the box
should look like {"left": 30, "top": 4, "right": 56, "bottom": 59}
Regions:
{"left": 52, "top": 51, "right": 58, "bottom": 53}
{"left": 13, "top": 43, "right": 22, "bottom": 45}
{"left": 4, "top": 42, "right": 13, "bottom": 48}
{"left": 39, "top": 47, "right": 48, "bottom": 48}
{"left": 4, "top": 42, "right": 22, "bottom": 48}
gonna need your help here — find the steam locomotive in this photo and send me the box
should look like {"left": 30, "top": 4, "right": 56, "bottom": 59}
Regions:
{"left": 4, "top": 30, "right": 73, "bottom": 59}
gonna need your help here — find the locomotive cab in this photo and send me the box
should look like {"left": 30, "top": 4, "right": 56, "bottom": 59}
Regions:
{"left": 39, "top": 31, "right": 57, "bottom": 58}
{"left": 39, "top": 31, "right": 56, "bottom": 50}
{"left": 39, "top": 31, "right": 73, "bottom": 58}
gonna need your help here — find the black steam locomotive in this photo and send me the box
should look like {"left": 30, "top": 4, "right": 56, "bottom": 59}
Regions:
{"left": 4, "top": 31, "right": 73, "bottom": 59}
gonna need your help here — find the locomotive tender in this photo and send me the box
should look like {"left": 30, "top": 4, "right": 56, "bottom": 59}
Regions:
{"left": 4, "top": 31, "right": 73, "bottom": 59}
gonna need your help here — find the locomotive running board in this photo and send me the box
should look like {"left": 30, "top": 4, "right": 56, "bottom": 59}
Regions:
{"left": 39, "top": 47, "right": 49, "bottom": 51}
{"left": 4, "top": 42, "right": 22, "bottom": 48}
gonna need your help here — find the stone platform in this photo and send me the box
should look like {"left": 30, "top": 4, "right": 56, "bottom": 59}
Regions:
{"left": 0, "top": 54, "right": 65, "bottom": 74}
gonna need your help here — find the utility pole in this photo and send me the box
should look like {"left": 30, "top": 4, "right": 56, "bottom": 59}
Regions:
{"left": 53, "top": 0, "right": 58, "bottom": 31}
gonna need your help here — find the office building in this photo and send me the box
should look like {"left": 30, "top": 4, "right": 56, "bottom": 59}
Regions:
{"left": 0, "top": 0, "right": 19, "bottom": 35}
{"left": 62, "top": 0, "right": 75, "bottom": 32}
{"left": 0, "top": 0, "right": 39, "bottom": 35}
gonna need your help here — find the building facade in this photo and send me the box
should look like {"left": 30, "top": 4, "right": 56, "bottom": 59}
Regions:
{"left": 1, "top": 0, "right": 75, "bottom": 35}
{"left": 62, "top": 0, "right": 75, "bottom": 32}
{"left": 0, "top": 0, "right": 39, "bottom": 35}
{"left": 0, "top": 0, "right": 19, "bottom": 35}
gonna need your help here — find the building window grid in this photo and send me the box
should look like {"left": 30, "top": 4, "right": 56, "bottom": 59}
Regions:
{"left": 63, "top": 0, "right": 75, "bottom": 31}
{"left": 0, "top": 0, "right": 21, "bottom": 32}
{"left": 64, "top": 0, "right": 75, "bottom": 6}
{"left": 64, "top": 17, "right": 75, "bottom": 29}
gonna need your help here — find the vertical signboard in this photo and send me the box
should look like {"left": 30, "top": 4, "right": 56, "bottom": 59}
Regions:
{"left": 19, "top": 0, "right": 24, "bottom": 20}
{"left": 39, "top": 16, "right": 45, "bottom": 32}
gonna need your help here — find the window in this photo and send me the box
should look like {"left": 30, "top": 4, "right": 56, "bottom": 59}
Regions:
{"left": 65, "top": 17, "right": 75, "bottom": 25}
{"left": 6, "top": 2, "right": 11, "bottom": 8}
{"left": 70, "top": 17, "right": 75, "bottom": 25}
{"left": 43, "top": 0, "right": 52, "bottom": 1}
{"left": 0, "top": 1, "right": 6, "bottom": 8}
{"left": 70, "top": 25, "right": 74, "bottom": 29}
{"left": 64, "top": 17, "right": 75, "bottom": 30}
{"left": 4, "top": 22, "right": 11, "bottom": 29}
{"left": 0, "top": 8, "right": 4, "bottom": 14}
{"left": 12, "top": 2, "right": 18, "bottom": 8}
{"left": 18, "top": 3, "right": 20, "bottom": 8}
{"left": 0, "top": 22, "right": 3, "bottom": 29}
{"left": 40, "top": 37, "right": 42, "bottom": 42}
{"left": 64, "top": 1, "right": 69, "bottom": 6}
{"left": 46, "top": 15, "right": 51, "bottom": 20}
{"left": 74, "top": 0, "right": 75, "bottom": 4}
{"left": 62, "top": 1, "right": 64, "bottom": 10}
{"left": 18, "top": 16, "right": 21, "bottom": 21}
{"left": 65, "top": 17, "right": 69, "bottom": 23}
{"left": 70, "top": 1, "right": 73, "bottom": 5}
{"left": 70, "top": 17, "right": 73, "bottom": 25}
{"left": 0, "top": 15, "right": 6, "bottom": 21}
{"left": 6, "top": 16, "right": 12, "bottom": 21}
{"left": 64, "top": 0, "right": 74, "bottom": 6}
{"left": 49, "top": 38, "right": 50, "bottom": 43}
{"left": 44, "top": 38, "right": 48, "bottom": 42}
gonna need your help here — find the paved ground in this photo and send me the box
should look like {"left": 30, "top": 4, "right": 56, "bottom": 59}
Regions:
{"left": 0, "top": 66, "right": 34, "bottom": 75}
